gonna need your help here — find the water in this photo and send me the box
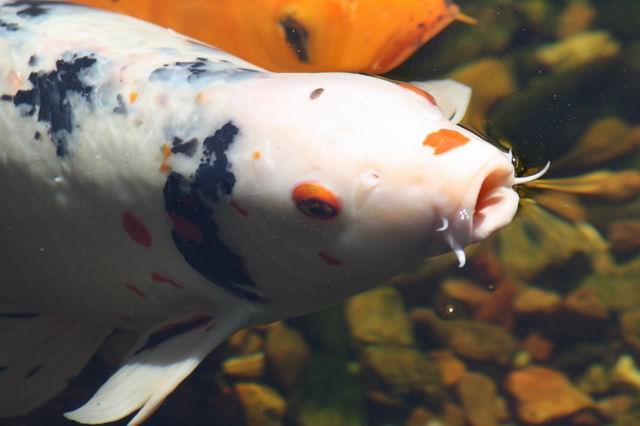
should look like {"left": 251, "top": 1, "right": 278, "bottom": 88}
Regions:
{"left": 7, "top": 0, "right": 640, "bottom": 425}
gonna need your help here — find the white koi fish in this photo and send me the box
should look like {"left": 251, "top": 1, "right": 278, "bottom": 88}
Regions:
{"left": 0, "top": 1, "right": 547, "bottom": 424}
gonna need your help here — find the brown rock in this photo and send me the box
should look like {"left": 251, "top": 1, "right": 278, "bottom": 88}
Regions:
{"left": 505, "top": 366, "right": 593, "bottom": 424}
{"left": 439, "top": 279, "right": 492, "bottom": 310}
{"left": 522, "top": 333, "right": 554, "bottom": 362}
{"left": 594, "top": 395, "right": 633, "bottom": 420}
{"left": 405, "top": 406, "right": 434, "bottom": 426}
{"left": 346, "top": 286, "right": 414, "bottom": 346}
{"left": 412, "top": 308, "right": 518, "bottom": 364}
{"left": 441, "top": 403, "right": 466, "bottom": 426}
{"left": 557, "top": 0, "right": 596, "bottom": 38}
{"left": 620, "top": 310, "right": 640, "bottom": 354}
{"left": 233, "top": 382, "right": 286, "bottom": 426}
{"left": 611, "top": 355, "right": 640, "bottom": 391}
{"left": 227, "top": 329, "right": 264, "bottom": 355}
{"left": 535, "top": 31, "right": 621, "bottom": 74}
{"left": 223, "top": 352, "right": 266, "bottom": 380}
{"left": 608, "top": 220, "right": 640, "bottom": 253}
{"left": 563, "top": 287, "right": 610, "bottom": 320}
{"left": 361, "top": 346, "right": 442, "bottom": 401}
{"left": 265, "top": 322, "right": 311, "bottom": 389}
{"left": 457, "top": 372, "right": 498, "bottom": 426}
{"left": 577, "top": 364, "right": 610, "bottom": 395}
{"left": 514, "top": 286, "right": 562, "bottom": 316}
{"left": 428, "top": 350, "right": 466, "bottom": 387}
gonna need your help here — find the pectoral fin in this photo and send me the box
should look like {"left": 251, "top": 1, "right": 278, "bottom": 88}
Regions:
{"left": 65, "top": 308, "right": 251, "bottom": 425}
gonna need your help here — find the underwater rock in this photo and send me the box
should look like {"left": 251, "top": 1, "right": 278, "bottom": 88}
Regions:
{"left": 515, "top": 0, "right": 560, "bottom": 37}
{"left": 345, "top": 286, "right": 414, "bottom": 347}
{"left": 556, "top": 0, "right": 596, "bottom": 38}
{"left": 293, "top": 356, "right": 366, "bottom": 426}
{"left": 620, "top": 311, "right": 640, "bottom": 355}
{"left": 226, "top": 329, "right": 265, "bottom": 355}
{"left": 577, "top": 258, "right": 640, "bottom": 314}
{"left": 405, "top": 406, "right": 434, "bottom": 426}
{"left": 553, "top": 118, "right": 640, "bottom": 171}
{"left": 222, "top": 352, "right": 266, "bottom": 380}
{"left": 608, "top": 220, "right": 640, "bottom": 253}
{"left": 513, "top": 286, "right": 562, "bottom": 316}
{"left": 521, "top": 333, "right": 554, "bottom": 362}
{"left": 233, "top": 382, "right": 286, "bottom": 426}
{"left": 428, "top": 350, "right": 467, "bottom": 387}
{"left": 457, "top": 371, "right": 498, "bottom": 426}
{"left": 563, "top": 287, "right": 611, "bottom": 321}
{"left": 361, "top": 346, "right": 442, "bottom": 402}
{"left": 594, "top": 395, "right": 634, "bottom": 421}
{"left": 440, "top": 402, "right": 467, "bottom": 426}
{"left": 438, "top": 279, "right": 492, "bottom": 312}
{"left": 265, "top": 322, "right": 311, "bottom": 390}
{"left": 577, "top": 364, "right": 610, "bottom": 395}
{"left": 411, "top": 308, "right": 518, "bottom": 364}
{"left": 535, "top": 31, "right": 621, "bottom": 74}
{"left": 450, "top": 58, "right": 516, "bottom": 133}
{"left": 505, "top": 366, "right": 593, "bottom": 424}
{"left": 611, "top": 355, "right": 640, "bottom": 392}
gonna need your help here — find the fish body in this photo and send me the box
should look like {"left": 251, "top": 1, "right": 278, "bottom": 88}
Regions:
{"left": 66, "top": 0, "right": 461, "bottom": 73}
{"left": 0, "top": 1, "right": 523, "bottom": 424}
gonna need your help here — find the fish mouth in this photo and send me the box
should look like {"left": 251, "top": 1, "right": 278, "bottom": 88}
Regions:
{"left": 439, "top": 155, "right": 549, "bottom": 268}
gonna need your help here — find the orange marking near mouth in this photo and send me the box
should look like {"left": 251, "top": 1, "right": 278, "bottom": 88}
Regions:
{"left": 252, "top": 151, "right": 261, "bottom": 160}
{"left": 397, "top": 82, "right": 437, "bottom": 106}
{"left": 129, "top": 92, "right": 139, "bottom": 104}
{"left": 423, "top": 129, "right": 470, "bottom": 154}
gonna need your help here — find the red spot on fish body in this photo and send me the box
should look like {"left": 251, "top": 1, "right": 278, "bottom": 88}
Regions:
{"left": 160, "top": 144, "right": 172, "bottom": 173}
{"left": 318, "top": 251, "right": 343, "bottom": 267}
{"left": 124, "top": 282, "right": 146, "bottom": 298}
{"left": 423, "top": 129, "right": 470, "bottom": 154}
{"left": 230, "top": 201, "right": 249, "bottom": 217}
{"left": 151, "top": 272, "right": 185, "bottom": 289}
{"left": 397, "top": 82, "right": 437, "bottom": 106}
{"left": 122, "top": 210, "right": 152, "bottom": 247}
{"left": 169, "top": 213, "right": 205, "bottom": 242}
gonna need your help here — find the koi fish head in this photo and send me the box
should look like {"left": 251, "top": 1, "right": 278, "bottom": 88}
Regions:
{"left": 213, "top": 74, "right": 545, "bottom": 302}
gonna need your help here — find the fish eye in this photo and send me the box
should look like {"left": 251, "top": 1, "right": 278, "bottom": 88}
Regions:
{"left": 292, "top": 182, "right": 341, "bottom": 220}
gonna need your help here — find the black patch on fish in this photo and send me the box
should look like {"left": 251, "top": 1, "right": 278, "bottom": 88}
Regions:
{"left": 279, "top": 15, "right": 310, "bottom": 63}
{"left": 23, "top": 364, "right": 43, "bottom": 380}
{"left": 1, "top": 95, "right": 13, "bottom": 102}
{"left": 12, "top": 55, "right": 97, "bottom": 157}
{"left": 34, "top": 131, "right": 41, "bottom": 140}
{"left": 171, "top": 137, "right": 198, "bottom": 157}
{"left": 28, "top": 54, "right": 38, "bottom": 66}
{"left": 163, "top": 122, "right": 264, "bottom": 303}
{"left": 4, "top": 1, "right": 88, "bottom": 16}
{"left": 134, "top": 316, "right": 212, "bottom": 356}
{"left": 113, "top": 93, "right": 127, "bottom": 115}
{"left": 149, "top": 59, "right": 259, "bottom": 84}
{"left": 0, "top": 19, "right": 19, "bottom": 31}
{"left": 0, "top": 312, "right": 39, "bottom": 318}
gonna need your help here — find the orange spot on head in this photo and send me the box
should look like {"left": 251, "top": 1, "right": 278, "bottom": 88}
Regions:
{"left": 196, "top": 91, "right": 205, "bottom": 104}
{"left": 122, "top": 210, "right": 152, "bottom": 247}
{"left": 292, "top": 183, "right": 341, "bottom": 220}
{"left": 397, "top": 82, "right": 437, "bottom": 106}
{"left": 129, "top": 92, "right": 138, "bottom": 104}
{"left": 252, "top": 151, "right": 261, "bottom": 160}
{"left": 423, "top": 129, "right": 470, "bottom": 155}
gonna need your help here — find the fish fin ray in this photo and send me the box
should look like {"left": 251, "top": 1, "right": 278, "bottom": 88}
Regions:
{"left": 0, "top": 307, "right": 110, "bottom": 418}
{"left": 411, "top": 79, "right": 472, "bottom": 124}
{"left": 65, "top": 308, "right": 251, "bottom": 425}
